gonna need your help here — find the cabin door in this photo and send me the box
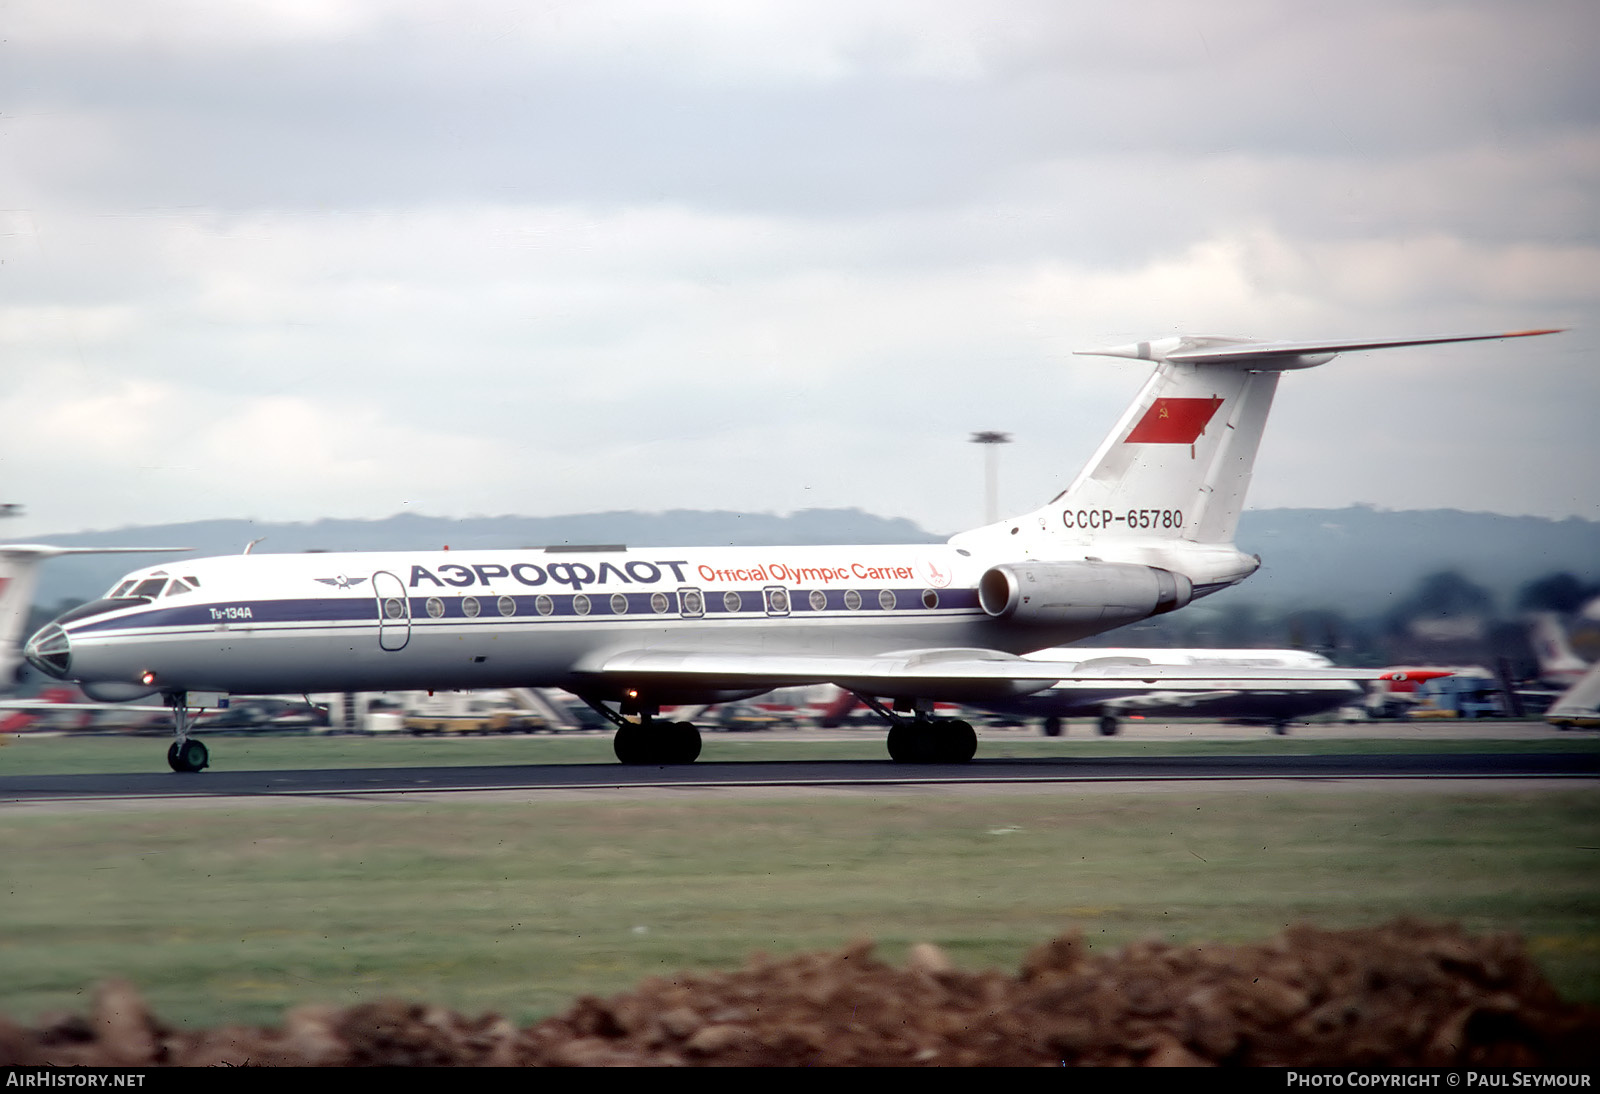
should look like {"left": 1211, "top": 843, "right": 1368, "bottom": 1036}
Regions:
{"left": 372, "top": 570, "right": 411, "bottom": 651}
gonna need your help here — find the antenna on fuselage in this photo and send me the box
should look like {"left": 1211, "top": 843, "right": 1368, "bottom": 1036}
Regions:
{"left": 243, "top": 537, "right": 267, "bottom": 555}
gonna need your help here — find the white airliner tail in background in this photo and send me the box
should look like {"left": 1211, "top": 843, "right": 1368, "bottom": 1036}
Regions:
{"left": 1547, "top": 662, "right": 1600, "bottom": 729}
{"left": 1528, "top": 612, "right": 1590, "bottom": 688}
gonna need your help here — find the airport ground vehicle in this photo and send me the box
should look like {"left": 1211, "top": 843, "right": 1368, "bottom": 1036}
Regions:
{"left": 399, "top": 690, "right": 548, "bottom": 735}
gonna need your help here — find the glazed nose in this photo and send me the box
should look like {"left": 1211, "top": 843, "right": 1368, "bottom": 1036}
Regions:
{"left": 24, "top": 622, "right": 71, "bottom": 678}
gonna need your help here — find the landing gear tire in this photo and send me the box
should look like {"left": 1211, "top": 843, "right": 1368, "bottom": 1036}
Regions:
{"left": 886, "top": 723, "right": 922, "bottom": 763}
{"left": 1097, "top": 715, "right": 1120, "bottom": 737}
{"left": 662, "top": 721, "right": 702, "bottom": 764}
{"left": 1272, "top": 721, "right": 1290, "bottom": 736}
{"left": 1041, "top": 716, "right": 1062, "bottom": 738}
{"left": 937, "top": 718, "right": 977, "bottom": 763}
{"left": 613, "top": 722, "right": 651, "bottom": 764}
{"left": 614, "top": 720, "right": 702, "bottom": 764}
{"left": 887, "top": 718, "right": 976, "bottom": 764}
{"left": 167, "top": 738, "right": 209, "bottom": 773}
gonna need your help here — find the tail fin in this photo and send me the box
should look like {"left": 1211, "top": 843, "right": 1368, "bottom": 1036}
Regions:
{"left": 1053, "top": 338, "right": 1283, "bottom": 545}
{"left": 985, "top": 329, "right": 1562, "bottom": 550}
{"left": 1528, "top": 612, "right": 1589, "bottom": 685}
{"left": 0, "top": 545, "right": 190, "bottom": 686}
{"left": 0, "top": 549, "right": 51, "bottom": 685}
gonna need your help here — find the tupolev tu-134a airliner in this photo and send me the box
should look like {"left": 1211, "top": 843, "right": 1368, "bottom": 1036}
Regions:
{"left": 25, "top": 329, "right": 1559, "bottom": 771}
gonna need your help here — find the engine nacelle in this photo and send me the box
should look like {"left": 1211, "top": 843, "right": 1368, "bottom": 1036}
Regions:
{"left": 978, "top": 561, "right": 1193, "bottom": 626}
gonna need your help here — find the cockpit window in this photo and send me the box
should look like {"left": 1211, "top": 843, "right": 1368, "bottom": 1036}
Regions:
{"left": 130, "top": 578, "right": 168, "bottom": 599}
{"left": 184, "top": 576, "right": 201, "bottom": 587}
{"left": 165, "top": 580, "right": 193, "bottom": 596}
{"left": 110, "top": 580, "right": 137, "bottom": 597}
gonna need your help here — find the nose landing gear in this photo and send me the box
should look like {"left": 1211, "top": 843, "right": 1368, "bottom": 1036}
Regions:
{"left": 164, "top": 692, "right": 209, "bottom": 772}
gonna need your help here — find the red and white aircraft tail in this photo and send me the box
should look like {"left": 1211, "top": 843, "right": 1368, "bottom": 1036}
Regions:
{"left": 957, "top": 330, "right": 1559, "bottom": 560}
{"left": 1528, "top": 612, "right": 1590, "bottom": 688}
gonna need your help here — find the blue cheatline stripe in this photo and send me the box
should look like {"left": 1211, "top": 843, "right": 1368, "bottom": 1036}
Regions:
{"left": 70, "top": 597, "right": 374, "bottom": 632}
{"left": 67, "top": 587, "right": 984, "bottom": 634}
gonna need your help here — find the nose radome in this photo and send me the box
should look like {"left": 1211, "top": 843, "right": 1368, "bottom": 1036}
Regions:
{"left": 23, "top": 623, "right": 70, "bottom": 678}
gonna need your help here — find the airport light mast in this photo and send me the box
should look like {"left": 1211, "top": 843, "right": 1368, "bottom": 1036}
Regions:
{"left": 969, "top": 431, "right": 1011, "bottom": 525}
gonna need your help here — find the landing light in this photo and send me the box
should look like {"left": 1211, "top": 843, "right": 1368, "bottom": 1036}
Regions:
{"left": 140, "top": 671, "right": 157, "bottom": 686}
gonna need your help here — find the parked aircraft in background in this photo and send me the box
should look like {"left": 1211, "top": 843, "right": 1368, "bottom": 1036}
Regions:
{"left": 1499, "top": 612, "right": 1597, "bottom": 718}
{"left": 23, "top": 329, "right": 1559, "bottom": 770}
{"left": 1546, "top": 663, "right": 1600, "bottom": 729}
{"left": 1363, "top": 666, "right": 1463, "bottom": 719}
{"left": 982, "top": 647, "right": 1362, "bottom": 736}
{"left": 1527, "top": 612, "right": 1591, "bottom": 689}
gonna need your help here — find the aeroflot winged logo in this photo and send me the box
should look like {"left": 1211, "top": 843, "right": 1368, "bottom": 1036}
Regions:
{"left": 1124, "top": 397, "right": 1225, "bottom": 444}
{"left": 315, "top": 575, "right": 369, "bottom": 590}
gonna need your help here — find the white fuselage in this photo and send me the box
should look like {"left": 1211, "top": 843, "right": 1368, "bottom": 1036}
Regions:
{"left": 40, "top": 543, "right": 1011, "bottom": 699}
{"left": 35, "top": 538, "right": 1255, "bottom": 703}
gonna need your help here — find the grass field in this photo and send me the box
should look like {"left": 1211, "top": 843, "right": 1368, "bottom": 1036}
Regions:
{"left": 3, "top": 780, "right": 1597, "bottom": 1029}
{"left": 2, "top": 726, "right": 1597, "bottom": 776}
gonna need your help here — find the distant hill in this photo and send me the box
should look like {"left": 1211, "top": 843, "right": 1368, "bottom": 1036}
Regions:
{"left": 16, "top": 506, "right": 1599, "bottom": 620}
{"left": 1232, "top": 507, "right": 1600, "bottom": 616}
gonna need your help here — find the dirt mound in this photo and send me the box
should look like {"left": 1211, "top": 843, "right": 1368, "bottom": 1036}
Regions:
{"left": 4, "top": 920, "right": 1595, "bottom": 1067}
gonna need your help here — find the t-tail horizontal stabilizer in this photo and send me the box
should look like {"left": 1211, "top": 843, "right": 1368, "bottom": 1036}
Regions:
{"left": 943, "top": 325, "right": 1566, "bottom": 574}
{"left": 1075, "top": 328, "right": 1563, "bottom": 370}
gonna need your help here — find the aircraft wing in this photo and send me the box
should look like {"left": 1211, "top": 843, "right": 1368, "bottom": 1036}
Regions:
{"left": 0, "top": 700, "right": 167, "bottom": 711}
{"left": 582, "top": 648, "right": 1388, "bottom": 704}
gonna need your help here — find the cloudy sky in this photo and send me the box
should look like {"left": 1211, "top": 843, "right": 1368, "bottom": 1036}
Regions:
{"left": 3, "top": 0, "right": 1596, "bottom": 540}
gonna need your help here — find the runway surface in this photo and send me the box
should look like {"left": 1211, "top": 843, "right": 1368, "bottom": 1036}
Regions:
{"left": 4, "top": 751, "right": 1596, "bottom": 803}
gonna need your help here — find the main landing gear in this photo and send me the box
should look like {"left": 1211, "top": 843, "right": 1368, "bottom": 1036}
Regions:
{"left": 857, "top": 694, "right": 978, "bottom": 764}
{"left": 165, "top": 692, "right": 209, "bottom": 773}
{"left": 581, "top": 697, "right": 703, "bottom": 765}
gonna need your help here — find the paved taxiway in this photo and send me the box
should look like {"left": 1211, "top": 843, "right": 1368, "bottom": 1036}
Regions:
{"left": 4, "top": 750, "right": 1595, "bottom": 805}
